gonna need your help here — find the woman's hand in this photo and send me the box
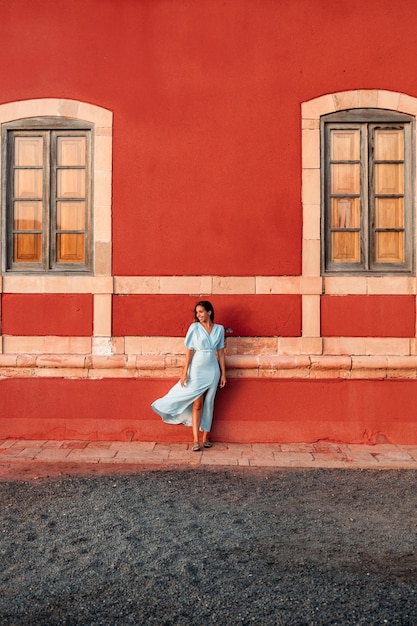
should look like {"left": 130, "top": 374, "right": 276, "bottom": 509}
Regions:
{"left": 219, "top": 374, "right": 227, "bottom": 388}
{"left": 180, "top": 371, "right": 188, "bottom": 387}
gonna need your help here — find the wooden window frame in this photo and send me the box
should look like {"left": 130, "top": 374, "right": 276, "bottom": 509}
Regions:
{"left": 2, "top": 117, "right": 93, "bottom": 274}
{"left": 321, "top": 109, "right": 414, "bottom": 275}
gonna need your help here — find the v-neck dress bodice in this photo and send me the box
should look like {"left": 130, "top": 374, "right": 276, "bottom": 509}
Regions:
{"left": 185, "top": 322, "right": 223, "bottom": 352}
{"left": 151, "top": 322, "right": 225, "bottom": 432}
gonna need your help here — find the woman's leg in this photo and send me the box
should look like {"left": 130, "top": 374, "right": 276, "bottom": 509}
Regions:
{"left": 192, "top": 395, "right": 204, "bottom": 447}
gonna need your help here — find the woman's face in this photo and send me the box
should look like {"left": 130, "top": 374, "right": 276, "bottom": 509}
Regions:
{"left": 195, "top": 305, "right": 211, "bottom": 324}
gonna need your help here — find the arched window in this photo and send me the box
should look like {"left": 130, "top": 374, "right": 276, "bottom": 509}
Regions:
{"left": 0, "top": 99, "right": 112, "bottom": 276}
{"left": 301, "top": 90, "right": 417, "bottom": 281}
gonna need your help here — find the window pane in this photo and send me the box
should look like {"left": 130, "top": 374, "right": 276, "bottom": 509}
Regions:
{"left": 14, "top": 201, "right": 42, "bottom": 230}
{"left": 375, "top": 232, "right": 404, "bottom": 263}
{"left": 13, "top": 234, "right": 42, "bottom": 262}
{"left": 331, "top": 130, "right": 360, "bottom": 161}
{"left": 15, "top": 137, "right": 43, "bottom": 166}
{"left": 57, "top": 137, "right": 86, "bottom": 166}
{"left": 330, "top": 163, "right": 360, "bottom": 194}
{"left": 57, "top": 234, "right": 85, "bottom": 263}
{"left": 57, "top": 201, "right": 85, "bottom": 230}
{"left": 7, "top": 126, "right": 91, "bottom": 272}
{"left": 375, "top": 198, "right": 404, "bottom": 228}
{"left": 324, "top": 116, "right": 411, "bottom": 273}
{"left": 331, "top": 197, "right": 360, "bottom": 228}
{"left": 375, "top": 163, "right": 404, "bottom": 194}
{"left": 57, "top": 169, "right": 86, "bottom": 198}
{"left": 14, "top": 169, "right": 43, "bottom": 198}
{"left": 331, "top": 232, "right": 360, "bottom": 263}
{"left": 374, "top": 129, "right": 404, "bottom": 161}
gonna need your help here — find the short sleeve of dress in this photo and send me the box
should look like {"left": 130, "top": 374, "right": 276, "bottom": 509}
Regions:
{"left": 184, "top": 324, "right": 197, "bottom": 350}
{"left": 214, "top": 325, "right": 225, "bottom": 350}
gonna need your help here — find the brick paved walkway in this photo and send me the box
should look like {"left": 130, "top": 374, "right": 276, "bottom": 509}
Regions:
{"left": 1, "top": 439, "right": 417, "bottom": 470}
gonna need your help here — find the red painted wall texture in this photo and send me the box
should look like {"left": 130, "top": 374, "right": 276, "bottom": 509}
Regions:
{"left": 113, "top": 294, "right": 301, "bottom": 337}
{"left": 321, "top": 295, "right": 416, "bottom": 338}
{"left": 1, "top": 1, "right": 417, "bottom": 444}
{"left": 1, "top": 294, "right": 93, "bottom": 336}
{"left": 1, "top": 0, "right": 417, "bottom": 277}
{"left": 1, "top": 377, "right": 416, "bottom": 444}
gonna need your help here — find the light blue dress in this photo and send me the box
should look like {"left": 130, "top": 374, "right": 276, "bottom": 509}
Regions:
{"left": 151, "top": 322, "right": 225, "bottom": 432}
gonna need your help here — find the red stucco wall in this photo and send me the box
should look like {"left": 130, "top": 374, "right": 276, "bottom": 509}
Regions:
{"left": 1, "top": 1, "right": 417, "bottom": 444}
{"left": 1, "top": 0, "right": 417, "bottom": 277}
{"left": 113, "top": 294, "right": 301, "bottom": 337}
{"left": 321, "top": 295, "right": 416, "bottom": 338}
{"left": 1, "top": 377, "right": 416, "bottom": 444}
{"left": 1, "top": 294, "right": 93, "bottom": 336}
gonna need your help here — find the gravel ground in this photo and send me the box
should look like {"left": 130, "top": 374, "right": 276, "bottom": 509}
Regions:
{"left": 1, "top": 466, "right": 416, "bottom": 626}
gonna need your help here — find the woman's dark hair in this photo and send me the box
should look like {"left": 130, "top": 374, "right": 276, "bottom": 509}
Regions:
{"left": 194, "top": 300, "right": 215, "bottom": 322}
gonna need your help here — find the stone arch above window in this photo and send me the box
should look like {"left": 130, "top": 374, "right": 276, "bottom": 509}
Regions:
{"left": 0, "top": 98, "right": 113, "bottom": 277}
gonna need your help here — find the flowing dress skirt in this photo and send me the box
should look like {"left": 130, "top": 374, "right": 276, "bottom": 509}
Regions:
{"left": 151, "top": 350, "right": 220, "bottom": 432}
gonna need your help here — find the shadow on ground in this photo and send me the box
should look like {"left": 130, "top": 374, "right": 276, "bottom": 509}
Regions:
{"left": 1, "top": 466, "right": 416, "bottom": 625}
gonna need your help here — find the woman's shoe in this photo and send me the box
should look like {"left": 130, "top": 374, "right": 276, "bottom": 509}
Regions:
{"left": 192, "top": 442, "right": 201, "bottom": 452}
{"left": 203, "top": 440, "right": 212, "bottom": 448}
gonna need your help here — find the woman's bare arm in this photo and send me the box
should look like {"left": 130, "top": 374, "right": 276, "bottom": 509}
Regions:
{"left": 180, "top": 348, "right": 194, "bottom": 386}
{"left": 217, "top": 348, "right": 227, "bottom": 388}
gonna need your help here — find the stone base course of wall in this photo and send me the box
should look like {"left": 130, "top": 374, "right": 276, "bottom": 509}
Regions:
{"left": 1, "top": 352, "right": 417, "bottom": 380}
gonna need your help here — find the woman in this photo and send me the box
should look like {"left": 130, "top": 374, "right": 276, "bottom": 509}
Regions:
{"left": 151, "top": 301, "right": 227, "bottom": 451}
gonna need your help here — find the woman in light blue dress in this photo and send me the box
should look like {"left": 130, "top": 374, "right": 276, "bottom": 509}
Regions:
{"left": 151, "top": 301, "right": 227, "bottom": 451}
